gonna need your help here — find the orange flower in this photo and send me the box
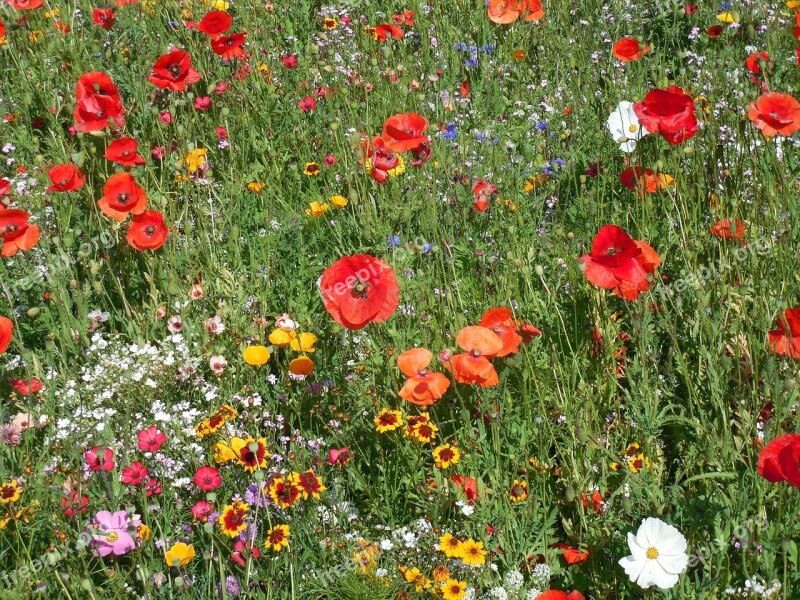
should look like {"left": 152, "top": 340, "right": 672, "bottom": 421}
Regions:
{"left": 478, "top": 308, "right": 523, "bottom": 357}
{"left": 748, "top": 92, "right": 800, "bottom": 137}
{"left": 487, "top": 0, "right": 543, "bottom": 24}
{"left": 397, "top": 348, "right": 450, "bottom": 406}
{"left": 708, "top": 218, "right": 745, "bottom": 239}
{"left": 0, "top": 209, "right": 41, "bottom": 257}
{"left": 127, "top": 211, "right": 168, "bottom": 251}
{"left": 446, "top": 326, "right": 503, "bottom": 387}
{"left": 555, "top": 542, "right": 589, "bottom": 565}
{"left": 98, "top": 172, "right": 147, "bottom": 221}
{"left": 612, "top": 37, "right": 649, "bottom": 62}
{"left": 0, "top": 316, "right": 12, "bottom": 354}
{"left": 381, "top": 113, "right": 429, "bottom": 153}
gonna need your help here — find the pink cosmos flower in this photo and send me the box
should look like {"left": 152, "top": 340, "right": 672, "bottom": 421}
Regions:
{"left": 89, "top": 510, "right": 138, "bottom": 557}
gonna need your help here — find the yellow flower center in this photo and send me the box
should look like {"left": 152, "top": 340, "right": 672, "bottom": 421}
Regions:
{"left": 628, "top": 124, "right": 639, "bottom": 133}
{"left": 106, "top": 531, "right": 119, "bottom": 543}
{"left": 646, "top": 547, "right": 659, "bottom": 559}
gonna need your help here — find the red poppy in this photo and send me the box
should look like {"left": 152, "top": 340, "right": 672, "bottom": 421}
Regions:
{"left": 748, "top": 92, "right": 800, "bottom": 137}
{"left": 554, "top": 542, "right": 589, "bottom": 565}
{"left": 768, "top": 308, "right": 800, "bottom": 359}
{"left": 0, "top": 17, "right": 5, "bottom": 39}
{"left": 0, "top": 316, "right": 12, "bottom": 354}
{"left": 46, "top": 164, "right": 86, "bottom": 193}
{"left": 487, "top": 0, "right": 544, "bottom": 24}
{"left": 121, "top": 461, "right": 148, "bottom": 485}
{"left": 397, "top": 348, "right": 450, "bottom": 406}
{"left": 708, "top": 218, "right": 745, "bottom": 239}
{"left": 535, "top": 591, "right": 585, "bottom": 600}
{"left": 472, "top": 179, "right": 497, "bottom": 212}
{"left": 320, "top": 254, "right": 399, "bottom": 329}
{"left": 211, "top": 32, "right": 246, "bottom": 61}
{"left": 362, "top": 137, "right": 399, "bottom": 183}
{"left": 619, "top": 167, "right": 671, "bottom": 196}
{"left": 8, "top": 0, "right": 43, "bottom": 9}
{"left": 197, "top": 10, "right": 231, "bottom": 38}
{"left": 148, "top": 50, "right": 201, "bottom": 91}
{"left": 794, "top": 11, "right": 800, "bottom": 40}
{"left": 194, "top": 466, "right": 222, "bottom": 491}
{"left": 9, "top": 378, "right": 42, "bottom": 395}
{"left": 479, "top": 307, "right": 523, "bottom": 357}
{"left": 0, "top": 209, "right": 41, "bottom": 257}
{"left": 0, "top": 178, "right": 10, "bottom": 198}
{"left": 127, "top": 210, "right": 168, "bottom": 250}
{"left": 757, "top": 434, "right": 800, "bottom": 487}
{"left": 92, "top": 7, "right": 115, "bottom": 29}
{"left": 381, "top": 113, "right": 429, "bottom": 153}
{"left": 706, "top": 25, "right": 723, "bottom": 38}
{"left": 372, "top": 24, "right": 404, "bottom": 41}
{"left": 633, "top": 86, "right": 698, "bottom": 144}
{"left": 73, "top": 72, "right": 125, "bottom": 132}
{"left": 745, "top": 51, "right": 769, "bottom": 74}
{"left": 98, "top": 172, "right": 147, "bottom": 220}
{"left": 449, "top": 474, "right": 478, "bottom": 502}
{"left": 104, "top": 137, "right": 146, "bottom": 167}
{"left": 520, "top": 321, "right": 542, "bottom": 343}
{"left": 612, "top": 37, "right": 648, "bottom": 62}
{"left": 447, "top": 326, "right": 504, "bottom": 387}
{"left": 578, "top": 225, "right": 661, "bottom": 301}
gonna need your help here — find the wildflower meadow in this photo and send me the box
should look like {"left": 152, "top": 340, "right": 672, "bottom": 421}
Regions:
{"left": 1, "top": 0, "right": 800, "bottom": 598}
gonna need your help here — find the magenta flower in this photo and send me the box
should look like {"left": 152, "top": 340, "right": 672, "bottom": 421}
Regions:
{"left": 121, "top": 461, "right": 149, "bottom": 486}
{"left": 137, "top": 426, "right": 166, "bottom": 452}
{"left": 84, "top": 446, "right": 115, "bottom": 471}
{"left": 89, "top": 510, "right": 137, "bottom": 557}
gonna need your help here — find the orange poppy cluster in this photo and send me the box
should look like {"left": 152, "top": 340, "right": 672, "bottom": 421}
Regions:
{"left": 487, "top": 0, "right": 544, "bottom": 24}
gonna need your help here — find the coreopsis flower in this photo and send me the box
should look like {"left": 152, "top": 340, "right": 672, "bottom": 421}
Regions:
{"left": 618, "top": 517, "right": 688, "bottom": 589}
{"left": 439, "top": 533, "right": 463, "bottom": 558}
{"left": 0, "top": 481, "right": 23, "bottom": 503}
{"left": 265, "top": 524, "right": 290, "bottom": 551}
{"left": 296, "top": 470, "right": 326, "bottom": 499}
{"left": 458, "top": 538, "right": 487, "bottom": 567}
{"left": 607, "top": 101, "right": 649, "bottom": 152}
{"left": 508, "top": 479, "right": 528, "bottom": 502}
{"left": 165, "top": 542, "right": 195, "bottom": 566}
{"left": 374, "top": 408, "right": 404, "bottom": 433}
{"left": 265, "top": 474, "right": 302, "bottom": 508}
{"left": 432, "top": 443, "right": 461, "bottom": 469}
{"left": 230, "top": 437, "right": 269, "bottom": 472}
{"left": 219, "top": 500, "right": 249, "bottom": 537}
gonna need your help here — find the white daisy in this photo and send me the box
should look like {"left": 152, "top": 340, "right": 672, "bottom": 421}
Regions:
{"left": 619, "top": 517, "right": 688, "bottom": 589}
{"left": 607, "top": 101, "right": 649, "bottom": 152}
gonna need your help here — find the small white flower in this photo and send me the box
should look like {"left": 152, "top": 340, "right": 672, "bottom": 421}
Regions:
{"left": 607, "top": 101, "right": 649, "bottom": 152}
{"left": 619, "top": 517, "right": 688, "bottom": 589}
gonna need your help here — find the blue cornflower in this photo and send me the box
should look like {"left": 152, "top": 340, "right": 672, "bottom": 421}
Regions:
{"left": 535, "top": 121, "right": 548, "bottom": 132}
{"left": 387, "top": 234, "right": 402, "bottom": 248}
{"left": 442, "top": 123, "right": 458, "bottom": 140}
{"left": 465, "top": 57, "right": 479, "bottom": 68}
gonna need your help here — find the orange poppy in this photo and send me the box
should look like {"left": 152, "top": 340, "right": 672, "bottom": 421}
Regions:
{"left": 104, "top": 137, "right": 146, "bottom": 167}
{"left": 0, "top": 209, "right": 41, "bottom": 257}
{"left": 554, "top": 542, "right": 589, "bottom": 565}
{"left": 0, "top": 316, "right": 12, "bottom": 354}
{"left": 612, "top": 37, "right": 649, "bottom": 62}
{"left": 211, "top": 32, "right": 246, "bottom": 61}
{"left": 397, "top": 348, "right": 450, "bottom": 406}
{"left": 487, "top": 0, "right": 543, "bottom": 24}
{"left": 748, "top": 92, "right": 800, "bottom": 137}
{"left": 708, "top": 218, "right": 745, "bottom": 239}
{"left": 46, "top": 164, "right": 86, "bottom": 193}
{"left": 98, "top": 172, "right": 147, "bottom": 221}
{"left": 447, "top": 326, "right": 503, "bottom": 387}
{"left": 381, "top": 113, "right": 429, "bottom": 153}
{"left": 479, "top": 307, "right": 523, "bottom": 357}
{"left": 127, "top": 210, "right": 168, "bottom": 250}
{"left": 768, "top": 308, "right": 800, "bottom": 359}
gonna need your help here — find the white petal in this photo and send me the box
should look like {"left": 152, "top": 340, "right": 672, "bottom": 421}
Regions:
{"left": 627, "top": 532, "right": 647, "bottom": 559}
{"left": 657, "top": 552, "right": 689, "bottom": 575}
{"left": 635, "top": 559, "right": 665, "bottom": 589}
{"left": 619, "top": 554, "right": 647, "bottom": 583}
{"left": 654, "top": 569, "right": 680, "bottom": 590}
{"left": 619, "top": 140, "right": 637, "bottom": 153}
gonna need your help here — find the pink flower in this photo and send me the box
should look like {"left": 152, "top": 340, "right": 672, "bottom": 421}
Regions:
{"left": 121, "top": 461, "right": 149, "bottom": 486}
{"left": 159, "top": 111, "right": 173, "bottom": 125}
{"left": 281, "top": 55, "right": 298, "bottom": 69}
{"left": 215, "top": 81, "right": 230, "bottom": 95}
{"left": 324, "top": 154, "right": 336, "bottom": 166}
{"left": 62, "top": 491, "right": 89, "bottom": 518}
{"left": 146, "top": 478, "right": 162, "bottom": 497}
{"left": 209, "top": 355, "right": 228, "bottom": 376}
{"left": 152, "top": 145, "right": 167, "bottom": 160}
{"left": 327, "top": 447, "right": 352, "bottom": 466}
{"left": 194, "top": 96, "right": 212, "bottom": 111}
{"left": 194, "top": 466, "right": 222, "bottom": 491}
{"left": 298, "top": 96, "right": 317, "bottom": 112}
{"left": 88, "top": 510, "right": 137, "bottom": 557}
{"left": 216, "top": 126, "right": 228, "bottom": 139}
{"left": 84, "top": 446, "right": 115, "bottom": 471}
{"left": 138, "top": 427, "right": 166, "bottom": 452}
{"left": 191, "top": 500, "right": 215, "bottom": 522}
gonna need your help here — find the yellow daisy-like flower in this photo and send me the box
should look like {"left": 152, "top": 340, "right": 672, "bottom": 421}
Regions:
{"left": 441, "top": 579, "right": 468, "bottom": 600}
{"left": 509, "top": 479, "right": 528, "bottom": 503}
{"left": 248, "top": 181, "right": 265, "bottom": 193}
{"left": 322, "top": 17, "right": 338, "bottom": 30}
{"left": 303, "top": 162, "right": 321, "bottom": 176}
{"left": 432, "top": 444, "right": 460, "bottom": 469}
{"left": 0, "top": 481, "right": 23, "bottom": 504}
{"left": 265, "top": 524, "right": 290, "bottom": 552}
{"left": 217, "top": 404, "right": 238, "bottom": 420}
{"left": 44, "top": 8, "right": 59, "bottom": 18}
{"left": 219, "top": 501, "right": 249, "bottom": 537}
{"left": 374, "top": 408, "right": 404, "bottom": 433}
{"left": 165, "top": 542, "right": 195, "bottom": 567}
{"left": 28, "top": 31, "right": 44, "bottom": 43}
{"left": 330, "top": 195, "right": 349, "bottom": 208}
{"left": 387, "top": 154, "right": 406, "bottom": 177}
{"left": 458, "top": 538, "right": 487, "bottom": 567}
{"left": 523, "top": 173, "right": 549, "bottom": 192}
{"left": 204, "top": 0, "right": 230, "bottom": 9}
{"left": 354, "top": 543, "right": 380, "bottom": 574}
{"left": 305, "top": 201, "right": 329, "bottom": 217}
{"left": 243, "top": 345, "right": 270, "bottom": 366}
{"left": 230, "top": 437, "right": 269, "bottom": 472}
{"left": 212, "top": 441, "right": 238, "bottom": 464}
{"left": 432, "top": 565, "right": 451, "bottom": 582}
{"left": 269, "top": 329, "right": 296, "bottom": 347}
{"left": 438, "top": 533, "right": 462, "bottom": 558}
{"left": 184, "top": 148, "right": 208, "bottom": 174}
{"left": 716, "top": 11, "right": 739, "bottom": 23}
{"left": 266, "top": 475, "right": 303, "bottom": 509}
{"left": 290, "top": 332, "right": 317, "bottom": 352}
{"left": 628, "top": 453, "right": 651, "bottom": 473}
{"left": 408, "top": 419, "right": 439, "bottom": 443}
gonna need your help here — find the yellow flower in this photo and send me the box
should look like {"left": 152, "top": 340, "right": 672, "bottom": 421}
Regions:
{"left": 305, "top": 201, "right": 329, "bottom": 217}
{"left": 290, "top": 332, "right": 317, "bottom": 352}
{"left": 330, "top": 195, "right": 348, "bottom": 208}
{"left": 628, "top": 453, "right": 651, "bottom": 473}
{"left": 441, "top": 579, "right": 467, "bottom": 600}
{"left": 0, "top": 481, "right": 23, "bottom": 504}
{"left": 438, "top": 533, "right": 462, "bottom": 558}
{"left": 165, "top": 542, "right": 195, "bottom": 567}
{"left": 322, "top": 17, "right": 338, "bottom": 29}
{"left": 138, "top": 524, "right": 151, "bottom": 541}
{"left": 248, "top": 181, "right": 265, "bottom": 193}
{"left": 303, "top": 162, "right": 321, "bottom": 176}
{"left": 44, "top": 8, "right": 59, "bottom": 18}
{"left": 432, "top": 444, "right": 460, "bottom": 469}
{"left": 265, "top": 524, "right": 291, "bottom": 551}
{"left": 459, "top": 538, "right": 487, "bottom": 567}
{"left": 408, "top": 419, "right": 438, "bottom": 443}
{"left": 788, "top": 0, "right": 800, "bottom": 8}
{"left": 204, "top": 0, "right": 230, "bottom": 9}
{"left": 509, "top": 479, "right": 528, "bottom": 503}
{"left": 658, "top": 173, "right": 675, "bottom": 189}
{"left": 28, "top": 31, "right": 44, "bottom": 43}
{"left": 432, "top": 565, "right": 451, "bottom": 582}
{"left": 289, "top": 356, "right": 315, "bottom": 376}
{"left": 269, "top": 329, "right": 296, "bottom": 347}
{"left": 184, "top": 148, "right": 208, "bottom": 174}
{"left": 212, "top": 441, "right": 238, "bottom": 464}
{"left": 219, "top": 501, "right": 249, "bottom": 537}
{"left": 354, "top": 543, "right": 380, "bottom": 574}
{"left": 374, "top": 409, "right": 404, "bottom": 433}
{"left": 716, "top": 11, "right": 738, "bottom": 23}
{"left": 402, "top": 567, "right": 432, "bottom": 591}
{"left": 230, "top": 437, "right": 269, "bottom": 472}
{"left": 243, "top": 345, "right": 270, "bottom": 366}
{"left": 387, "top": 154, "right": 406, "bottom": 177}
